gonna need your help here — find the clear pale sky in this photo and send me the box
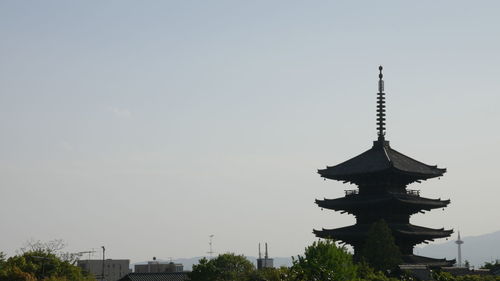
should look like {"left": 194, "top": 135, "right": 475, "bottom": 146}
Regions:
{"left": 1, "top": 1, "right": 499, "bottom": 263}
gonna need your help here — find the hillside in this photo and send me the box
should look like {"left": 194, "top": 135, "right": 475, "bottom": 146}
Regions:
{"left": 416, "top": 230, "right": 500, "bottom": 267}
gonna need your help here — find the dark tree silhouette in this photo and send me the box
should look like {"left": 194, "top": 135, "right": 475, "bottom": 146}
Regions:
{"left": 360, "top": 220, "right": 402, "bottom": 271}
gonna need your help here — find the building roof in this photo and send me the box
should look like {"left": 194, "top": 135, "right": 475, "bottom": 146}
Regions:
{"left": 318, "top": 140, "right": 446, "bottom": 184}
{"left": 402, "top": 255, "right": 455, "bottom": 268}
{"left": 316, "top": 193, "right": 450, "bottom": 213}
{"left": 118, "top": 272, "right": 189, "bottom": 281}
{"left": 314, "top": 223, "right": 452, "bottom": 243}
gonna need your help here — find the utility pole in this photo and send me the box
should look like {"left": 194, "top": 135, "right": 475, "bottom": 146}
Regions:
{"left": 101, "top": 246, "right": 105, "bottom": 281}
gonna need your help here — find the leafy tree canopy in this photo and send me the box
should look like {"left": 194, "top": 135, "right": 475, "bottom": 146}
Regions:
{"left": 482, "top": 260, "right": 500, "bottom": 270}
{"left": 433, "top": 271, "right": 500, "bottom": 281}
{"left": 356, "top": 261, "right": 399, "bottom": 281}
{"left": 360, "top": 219, "right": 402, "bottom": 271}
{"left": 288, "top": 239, "right": 358, "bottom": 281}
{"left": 189, "top": 253, "right": 255, "bottom": 281}
{"left": 0, "top": 240, "right": 95, "bottom": 281}
{"left": 249, "top": 266, "right": 290, "bottom": 281}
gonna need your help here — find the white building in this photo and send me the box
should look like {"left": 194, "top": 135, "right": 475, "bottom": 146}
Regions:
{"left": 134, "top": 258, "right": 183, "bottom": 273}
{"left": 77, "top": 259, "right": 131, "bottom": 281}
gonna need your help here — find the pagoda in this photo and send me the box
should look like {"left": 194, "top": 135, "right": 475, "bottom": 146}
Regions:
{"left": 314, "top": 66, "right": 454, "bottom": 267}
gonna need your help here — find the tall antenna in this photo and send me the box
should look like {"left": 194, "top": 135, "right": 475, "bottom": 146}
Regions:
{"left": 455, "top": 231, "right": 464, "bottom": 267}
{"left": 207, "top": 235, "right": 215, "bottom": 258}
{"left": 377, "top": 65, "right": 386, "bottom": 141}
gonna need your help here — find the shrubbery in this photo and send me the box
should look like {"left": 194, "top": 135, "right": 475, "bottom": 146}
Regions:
{"left": 0, "top": 240, "right": 95, "bottom": 281}
{"left": 189, "top": 240, "right": 399, "bottom": 281}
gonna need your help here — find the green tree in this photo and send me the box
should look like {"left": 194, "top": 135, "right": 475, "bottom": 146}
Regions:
{"left": 432, "top": 271, "right": 456, "bottom": 281}
{"left": 482, "top": 260, "right": 500, "bottom": 270}
{"left": 0, "top": 250, "right": 94, "bottom": 281}
{"left": 0, "top": 266, "right": 37, "bottom": 281}
{"left": 189, "top": 253, "right": 255, "bottom": 281}
{"left": 433, "top": 271, "right": 500, "bottom": 281}
{"left": 0, "top": 240, "right": 95, "bottom": 281}
{"left": 288, "top": 239, "right": 357, "bottom": 281}
{"left": 360, "top": 220, "right": 402, "bottom": 271}
{"left": 0, "top": 252, "right": 5, "bottom": 271}
{"left": 249, "top": 266, "right": 290, "bottom": 281}
{"left": 479, "top": 260, "right": 500, "bottom": 280}
{"left": 356, "top": 261, "right": 399, "bottom": 281}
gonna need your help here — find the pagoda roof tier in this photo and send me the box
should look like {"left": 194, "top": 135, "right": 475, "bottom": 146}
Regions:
{"left": 318, "top": 140, "right": 446, "bottom": 184}
{"left": 401, "top": 254, "right": 455, "bottom": 268}
{"left": 314, "top": 223, "right": 452, "bottom": 243}
{"left": 316, "top": 192, "right": 450, "bottom": 213}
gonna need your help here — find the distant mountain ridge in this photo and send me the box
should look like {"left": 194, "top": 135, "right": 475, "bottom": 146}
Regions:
{"left": 133, "top": 231, "right": 500, "bottom": 271}
{"left": 416, "top": 230, "right": 500, "bottom": 267}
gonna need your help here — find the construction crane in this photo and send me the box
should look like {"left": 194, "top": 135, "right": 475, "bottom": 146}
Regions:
{"left": 76, "top": 249, "right": 96, "bottom": 261}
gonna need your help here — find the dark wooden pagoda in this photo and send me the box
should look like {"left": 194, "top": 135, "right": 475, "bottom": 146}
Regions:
{"left": 314, "top": 66, "right": 454, "bottom": 267}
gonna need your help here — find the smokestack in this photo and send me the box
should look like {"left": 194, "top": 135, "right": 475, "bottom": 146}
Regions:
{"left": 265, "top": 243, "right": 268, "bottom": 259}
{"left": 258, "top": 243, "right": 261, "bottom": 259}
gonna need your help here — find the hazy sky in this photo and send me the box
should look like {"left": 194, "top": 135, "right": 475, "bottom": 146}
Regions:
{"left": 1, "top": 1, "right": 499, "bottom": 263}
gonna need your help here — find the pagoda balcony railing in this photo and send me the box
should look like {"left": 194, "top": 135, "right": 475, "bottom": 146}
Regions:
{"left": 388, "top": 189, "right": 421, "bottom": 196}
{"left": 345, "top": 190, "right": 359, "bottom": 196}
{"left": 406, "top": 189, "right": 420, "bottom": 196}
{"left": 344, "top": 189, "right": 420, "bottom": 196}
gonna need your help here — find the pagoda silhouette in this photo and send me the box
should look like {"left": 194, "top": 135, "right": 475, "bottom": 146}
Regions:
{"left": 314, "top": 66, "right": 454, "bottom": 267}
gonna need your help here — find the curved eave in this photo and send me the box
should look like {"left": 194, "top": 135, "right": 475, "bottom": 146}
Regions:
{"left": 314, "top": 224, "right": 453, "bottom": 241}
{"left": 398, "top": 197, "right": 450, "bottom": 209}
{"left": 397, "top": 228, "right": 453, "bottom": 238}
{"left": 317, "top": 140, "right": 446, "bottom": 183}
{"left": 392, "top": 166, "right": 446, "bottom": 180}
{"left": 316, "top": 196, "right": 450, "bottom": 212}
{"left": 388, "top": 146, "right": 447, "bottom": 178}
{"left": 313, "top": 228, "right": 354, "bottom": 241}
{"left": 402, "top": 255, "right": 456, "bottom": 267}
{"left": 318, "top": 166, "right": 445, "bottom": 184}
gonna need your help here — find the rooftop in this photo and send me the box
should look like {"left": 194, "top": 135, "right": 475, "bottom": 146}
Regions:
{"left": 314, "top": 223, "right": 452, "bottom": 242}
{"left": 316, "top": 192, "right": 450, "bottom": 212}
{"left": 118, "top": 272, "right": 189, "bottom": 281}
{"left": 318, "top": 140, "right": 446, "bottom": 184}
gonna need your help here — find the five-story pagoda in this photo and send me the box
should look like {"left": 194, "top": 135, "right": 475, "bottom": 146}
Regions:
{"left": 314, "top": 66, "right": 453, "bottom": 267}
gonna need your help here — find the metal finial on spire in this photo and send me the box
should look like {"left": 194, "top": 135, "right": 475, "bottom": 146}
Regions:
{"left": 377, "top": 66, "right": 386, "bottom": 140}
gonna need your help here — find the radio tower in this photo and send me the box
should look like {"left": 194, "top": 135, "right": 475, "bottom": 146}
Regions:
{"left": 455, "top": 231, "right": 464, "bottom": 267}
{"left": 207, "top": 235, "right": 215, "bottom": 258}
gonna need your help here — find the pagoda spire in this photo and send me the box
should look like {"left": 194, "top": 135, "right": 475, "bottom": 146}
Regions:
{"left": 377, "top": 66, "right": 386, "bottom": 141}
{"left": 316, "top": 66, "right": 453, "bottom": 267}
